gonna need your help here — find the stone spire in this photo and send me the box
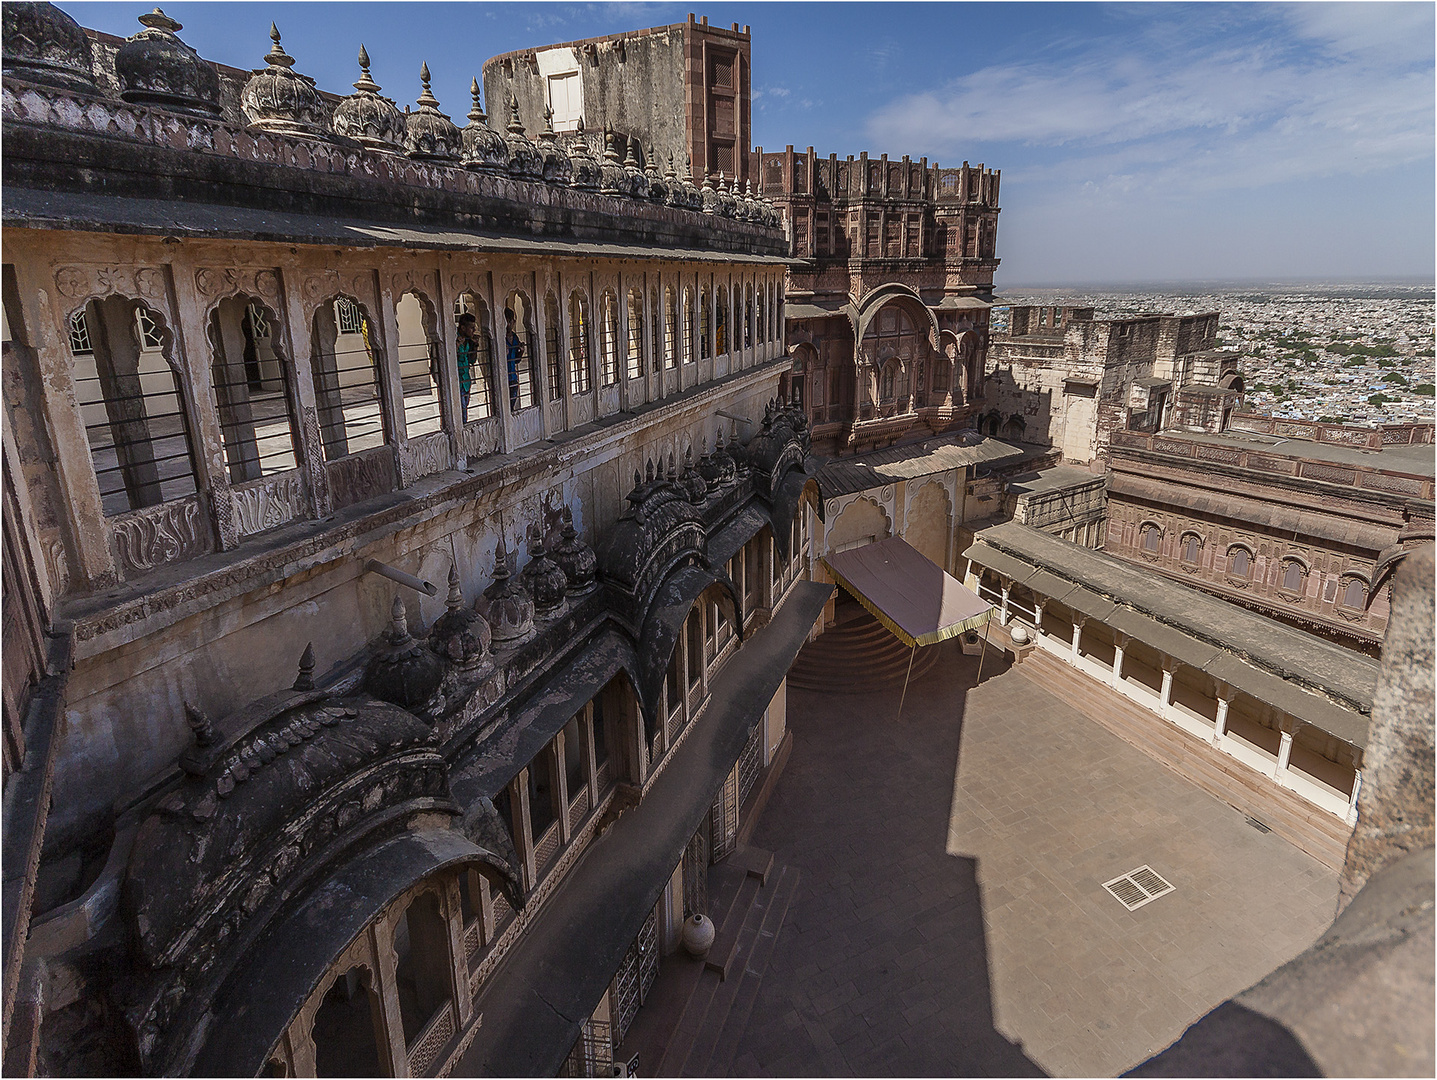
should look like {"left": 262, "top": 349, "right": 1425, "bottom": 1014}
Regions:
{"left": 460, "top": 77, "right": 509, "bottom": 174}
{"left": 331, "top": 43, "right": 404, "bottom": 150}
{"left": 567, "top": 116, "right": 602, "bottom": 191}
{"left": 241, "top": 23, "right": 324, "bottom": 136}
{"left": 503, "top": 94, "right": 542, "bottom": 179}
{"left": 535, "top": 105, "right": 573, "bottom": 185}
{"left": 403, "top": 62, "right": 461, "bottom": 161}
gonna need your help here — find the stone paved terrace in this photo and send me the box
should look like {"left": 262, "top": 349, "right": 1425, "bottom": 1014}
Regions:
{"left": 732, "top": 640, "right": 1338, "bottom": 1077}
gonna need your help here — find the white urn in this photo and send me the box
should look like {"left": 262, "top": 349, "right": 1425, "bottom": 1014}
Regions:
{"left": 1010, "top": 624, "right": 1031, "bottom": 645}
{"left": 681, "top": 913, "right": 715, "bottom": 958}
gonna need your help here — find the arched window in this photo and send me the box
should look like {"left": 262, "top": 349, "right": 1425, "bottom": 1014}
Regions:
{"left": 600, "top": 291, "right": 620, "bottom": 386}
{"left": 625, "top": 287, "right": 644, "bottom": 380}
{"left": 699, "top": 289, "right": 711, "bottom": 359}
{"left": 880, "top": 360, "right": 898, "bottom": 402}
{"left": 568, "top": 291, "right": 592, "bottom": 395}
{"left": 664, "top": 287, "right": 678, "bottom": 368}
{"left": 395, "top": 291, "right": 445, "bottom": 436}
{"left": 452, "top": 293, "right": 495, "bottom": 422}
{"left": 1228, "top": 545, "right": 1252, "bottom": 580}
{"left": 744, "top": 283, "right": 754, "bottom": 349}
{"left": 1181, "top": 533, "right": 1201, "bottom": 564}
{"left": 544, "top": 293, "right": 563, "bottom": 401}
{"left": 1141, "top": 523, "right": 1162, "bottom": 553}
{"left": 209, "top": 296, "right": 300, "bottom": 484}
{"left": 311, "top": 968, "right": 384, "bottom": 1078}
{"left": 1281, "top": 559, "right": 1306, "bottom": 593}
{"left": 503, "top": 291, "right": 540, "bottom": 412}
{"left": 682, "top": 287, "right": 694, "bottom": 364}
{"left": 932, "top": 358, "right": 951, "bottom": 393}
{"left": 1339, "top": 575, "right": 1367, "bottom": 610}
{"left": 650, "top": 287, "right": 662, "bottom": 374}
{"left": 392, "top": 891, "right": 454, "bottom": 1047}
{"left": 755, "top": 287, "right": 765, "bottom": 346}
{"left": 715, "top": 285, "right": 728, "bottom": 355}
{"left": 71, "top": 297, "right": 200, "bottom": 515}
{"left": 312, "top": 295, "right": 389, "bottom": 460}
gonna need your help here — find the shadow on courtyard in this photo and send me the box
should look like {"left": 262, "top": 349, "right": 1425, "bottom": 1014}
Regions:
{"left": 735, "top": 637, "right": 1046, "bottom": 1077}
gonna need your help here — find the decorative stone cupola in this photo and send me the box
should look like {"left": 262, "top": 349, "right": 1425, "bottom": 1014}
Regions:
{"left": 503, "top": 95, "right": 542, "bottom": 180}
{"left": 644, "top": 154, "right": 667, "bottom": 204}
{"left": 599, "top": 123, "right": 631, "bottom": 197}
{"left": 478, "top": 535, "right": 535, "bottom": 646}
{"left": 535, "top": 106, "right": 573, "bottom": 186}
{"left": 716, "top": 172, "right": 738, "bottom": 218}
{"left": 114, "top": 8, "right": 221, "bottom": 115}
{"left": 550, "top": 507, "right": 598, "bottom": 595}
{"left": 700, "top": 170, "right": 720, "bottom": 215}
{"left": 365, "top": 596, "right": 445, "bottom": 710}
{"left": 403, "top": 62, "right": 461, "bottom": 161}
{"left": 566, "top": 117, "right": 602, "bottom": 191}
{"left": 623, "top": 138, "right": 650, "bottom": 200}
{"left": 429, "top": 565, "right": 492, "bottom": 672}
{"left": 460, "top": 78, "right": 509, "bottom": 174}
{"left": 241, "top": 24, "right": 325, "bottom": 137}
{"left": 2, "top": 1, "right": 97, "bottom": 92}
{"left": 330, "top": 44, "right": 404, "bottom": 150}
{"left": 522, "top": 522, "right": 569, "bottom": 620}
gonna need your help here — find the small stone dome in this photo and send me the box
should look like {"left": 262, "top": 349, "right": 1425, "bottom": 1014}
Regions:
{"left": 365, "top": 596, "right": 445, "bottom": 710}
{"left": 331, "top": 44, "right": 404, "bottom": 151}
{"left": 2, "top": 1, "right": 96, "bottom": 92}
{"left": 711, "top": 427, "right": 738, "bottom": 486}
{"left": 662, "top": 155, "right": 683, "bottom": 208}
{"left": 404, "top": 62, "right": 461, "bottom": 161}
{"left": 725, "top": 421, "right": 750, "bottom": 473}
{"left": 700, "top": 171, "right": 720, "bottom": 215}
{"left": 477, "top": 536, "right": 534, "bottom": 646}
{"left": 429, "top": 565, "right": 492, "bottom": 671}
{"left": 680, "top": 447, "right": 709, "bottom": 504}
{"left": 503, "top": 95, "right": 542, "bottom": 180}
{"left": 566, "top": 117, "right": 601, "bottom": 191}
{"left": 535, "top": 106, "right": 572, "bottom": 186}
{"left": 623, "top": 139, "right": 650, "bottom": 200}
{"left": 241, "top": 24, "right": 324, "bottom": 137}
{"left": 460, "top": 78, "right": 508, "bottom": 174}
{"left": 550, "top": 507, "right": 597, "bottom": 595}
{"left": 599, "top": 123, "right": 631, "bottom": 197}
{"left": 715, "top": 173, "right": 739, "bottom": 218}
{"left": 645, "top": 155, "right": 668, "bottom": 204}
{"left": 114, "top": 8, "right": 221, "bottom": 116}
{"left": 679, "top": 156, "right": 704, "bottom": 211}
{"left": 522, "top": 523, "right": 569, "bottom": 619}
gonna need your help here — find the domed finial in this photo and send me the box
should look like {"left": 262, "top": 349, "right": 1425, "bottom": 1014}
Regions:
{"left": 576, "top": 115, "right": 586, "bottom": 135}
{"left": 138, "top": 7, "right": 182, "bottom": 32}
{"left": 542, "top": 103, "right": 555, "bottom": 134}
{"left": 294, "top": 642, "right": 316, "bottom": 690}
{"left": 507, "top": 93, "right": 525, "bottom": 135}
{"left": 389, "top": 594, "right": 410, "bottom": 639}
{"left": 446, "top": 564, "right": 464, "bottom": 611}
{"left": 264, "top": 23, "right": 292, "bottom": 68}
{"left": 666, "top": 152, "right": 678, "bottom": 183}
{"left": 352, "top": 43, "right": 381, "bottom": 93}
{"left": 185, "top": 701, "right": 214, "bottom": 747}
{"left": 417, "top": 62, "right": 440, "bottom": 108}
{"left": 469, "top": 77, "right": 485, "bottom": 121}
{"left": 358, "top": 42, "right": 370, "bottom": 71}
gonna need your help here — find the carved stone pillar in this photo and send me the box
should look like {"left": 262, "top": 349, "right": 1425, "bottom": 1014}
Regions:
{"left": 1213, "top": 682, "right": 1233, "bottom": 741}
{"left": 1112, "top": 631, "right": 1129, "bottom": 689}
{"left": 551, "top": 730, "right": 571, "bottom": 845}
{"left": 510, "top": 768, "right": 536, "bottom": 890}
{"left": 1071, "top": 614, "right": 1086, "bottom": 659}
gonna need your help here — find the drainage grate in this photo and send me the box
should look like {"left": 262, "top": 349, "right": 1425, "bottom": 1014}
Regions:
{"left": 1102, "top": 865, "right": 1175, "bottom": 911}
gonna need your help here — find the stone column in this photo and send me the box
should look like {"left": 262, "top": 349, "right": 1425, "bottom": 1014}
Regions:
{"left": 551, "top": 730, "right": 571, "bottom": 845}
{"left": 1213, "top": 682, "right": 1232, "bottom": 742}
{"left": 1032, "top": 599, "right": 1046, "bottom": 639}
{"left": 430, "top": 264, "right": 465, "bottom": 462}
{"left": 368, "top": 921, "right": 410, "bottom": 1078}
{"left": 1112, "top": 630, "right": 1129, "bottom": 689}
{"left": 276, "top": 267, "right": 333, "bottom": 516}
{"left": 510, "top": 768, "right": 536, "bottom": 890}
{"left": 581, "top": 707, "right": 599, "bottom": 805}
{"left": 1159, "top": 656, "right": 1177, "bottom": 717}
{"left": 1071, "top": 615, "right": 1086, "bottom": 659}
{"left": 375, "top": 275, "right": 411, "bottom": 478}
{"left": 1274, "top": 714, "right": 1297, "bottom": 784}
{"left": 999, "top": 580, "right": 1011, "bottom": 625}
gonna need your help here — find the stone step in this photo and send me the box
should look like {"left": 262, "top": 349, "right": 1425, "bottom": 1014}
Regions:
{"left": 704, "top": 874, "right": 762, "bottom": 982}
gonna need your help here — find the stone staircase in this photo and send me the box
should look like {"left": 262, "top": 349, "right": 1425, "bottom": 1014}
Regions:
{"left": 1009, "top": 635, "right": 1352, "bottom": 869}
{"left": 635, "top": 846, "right": 800, "bottom": 1078}
{"left": 788, "top": 606, "right": 939, "bottom": 693}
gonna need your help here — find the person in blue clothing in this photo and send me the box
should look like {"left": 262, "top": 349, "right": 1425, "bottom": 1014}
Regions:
{"left": 455, "top": 312, "right": 477, "bottom": 422}
{"left": 504, "top": 307, "right": 523, "bottom": 411}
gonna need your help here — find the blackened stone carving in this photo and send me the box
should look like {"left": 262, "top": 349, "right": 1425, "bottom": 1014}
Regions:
{"left": 430, "top": 565, "right": 492, "bottom": 670}
{"left": 478, "top": 535, "right": 534, "bottom": 645}
{"left": 404, "top": 62, "right": 461, "bottom": 161}
{"left": 114, "top": 8, "right": 221, "bottom": 116}
{"left": 623, "top": 138, "right": 650, "bottom": 200}
{"left": 645, "top": 154, "right": 667, "bottom": 204}
{"left": 599, "top": 123, "right": 630, "bottom": 196}
{"left": 331, "top": 43, "right": 404, "bottom": 151}
{"left": 522, "top": 522, "right": 568, "bottom": 619}
{"left": 678, "top": 154, "right": 704, "bottom": 211}
{"left": 700, "top": 170, "right": 720, "bottom": 215}
{"left": 550, "top": 506, "right": 597, "bottom": 595}
{"left": 503, "top": 94, "right": 542, "bottom": 179}
{"left": 711, "top": 426, "right": 737, "bottom": 487}
{"left": 1, "top": 1, "right": 96, "bottom": 92}
{"left": 598, "top": 467, "right": 708, "bottom": 623}
{"left": 681, "top": 447, "right": 709, "bottom": 504}
{"left": 535, "top": 105, "right": 572, "bottom": 186}
{"left": 460, "top": 77, "right": 509, "bottom": 174}
{"left": 241, "top": 24, "right": 324, "bottom": 137}
{"left": 366, "top": 595, "right": 445, "bottom": 709}
{"left": 566, "top": 116, "right": 601, "bottom": 191}
{"left": 716, "top": 172, "right": 738, "bottom": 218}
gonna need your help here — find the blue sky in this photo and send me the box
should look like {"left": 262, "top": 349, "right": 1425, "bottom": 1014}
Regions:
{"left": 67, "top": 2, "right": 1435, "bottom": 285}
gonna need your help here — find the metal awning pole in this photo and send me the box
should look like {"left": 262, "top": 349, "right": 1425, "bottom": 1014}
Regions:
{"left": 895, "top": 643, "right": 917, "bottom": 722}
{"left": 974, "top": 615, "right": 992, "bottom": 685}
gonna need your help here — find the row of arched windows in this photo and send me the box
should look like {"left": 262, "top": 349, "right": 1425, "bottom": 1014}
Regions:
{"left": 1137, "top": 522, "right": 1369, "bottom": 609}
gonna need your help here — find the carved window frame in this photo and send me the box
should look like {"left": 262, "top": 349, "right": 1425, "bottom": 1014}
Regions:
{"left": 1227, "top": 543, "right": 1254, "bottom": 583}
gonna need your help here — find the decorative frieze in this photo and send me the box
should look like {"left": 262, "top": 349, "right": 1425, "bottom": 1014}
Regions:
{"left": 231, "top": 473, "right": 305, "bottom": 538}
{"left": 111, "top": 494, "right": 212, "bottom": 576}
{"left": 403, "top": 430, "right": 454, "bottom": 481}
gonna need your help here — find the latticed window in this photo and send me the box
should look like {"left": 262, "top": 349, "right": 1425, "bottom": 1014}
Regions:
{"left": 600, "top": 292, "right": 619, "bottom": 386}
{"left": 68, "top": 309, "right": 93, "bottom": 354}
{"left": 136, "top": 305, "right": 167, "bottom": 350}
{"left": 755, "top": 289, "right": 765, "bottom": 345}
{"left": 545, "top": 294, "right": 563, "bottom": 401}
{"left": 1281, "top": 560, "right": 1305, "bottom": 593}
{"left": 1339, "top": 576, "right": 1366, "bottom": 610}
{"left": 664, "top": 288, "right": 678, "bottom": 368}
{"left": 568, "top": 292, "right": 592, "bottom": 394}
{"left": 1181, "top": 534, "right": 1201, "bottom": 564}
{"left": 880, "top": 362, "right": 897, "bottom": 402}
{"left": 650, "top": 287, "right": 661, "bottom": 374}
{"left": 933, "top": 360, "right": 950, "bottom": 392}
{"left": 744, "top": 285, "right": 754, "bottom": 349}
{"left": 682, "top": 288, "right": 694, "bottom": 364}
{"left": 626, "top": 288, "right": 644, "bottom": 380}
{"left": 335, "top": 297, "right": 365, "bottom": 336}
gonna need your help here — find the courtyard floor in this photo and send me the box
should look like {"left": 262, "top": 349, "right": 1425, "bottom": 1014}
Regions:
{"left": 731, "top": 640, "right": 1338, "bottom": 1077}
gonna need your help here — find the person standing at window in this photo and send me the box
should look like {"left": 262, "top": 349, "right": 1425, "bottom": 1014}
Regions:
{"left": 456, "top": 313, "right": 477, "bottom": 422}
{"left": 504, "top": 308, "right": 523, "bottom": 411}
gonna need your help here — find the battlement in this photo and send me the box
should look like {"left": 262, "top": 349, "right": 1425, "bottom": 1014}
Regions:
{"left": 753, "top": 146, "right": 1000, "bottom": 207}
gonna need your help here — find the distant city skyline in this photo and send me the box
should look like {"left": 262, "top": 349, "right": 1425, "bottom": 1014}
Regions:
{"left": 68, "top": 1, "right": 1437, "bottom": 285}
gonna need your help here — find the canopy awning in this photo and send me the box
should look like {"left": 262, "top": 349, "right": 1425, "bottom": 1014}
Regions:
{"left": 823, "top": 537, "right": 992, "bottom": 648}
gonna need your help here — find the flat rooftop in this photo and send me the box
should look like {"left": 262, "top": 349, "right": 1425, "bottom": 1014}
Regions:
{"left": 1179, "top": 429, "right": 1435, "bottom": 479}
{"left": 812, "top": 434, "right": 1032, "bottom": 500}
{"left": 1006, "top": 465, "right": 1103, "bottom": 498}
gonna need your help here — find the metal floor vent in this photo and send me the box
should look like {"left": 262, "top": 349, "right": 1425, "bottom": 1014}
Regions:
{"left": 1102, "top": 865, "right": 1175, "bottom": 911}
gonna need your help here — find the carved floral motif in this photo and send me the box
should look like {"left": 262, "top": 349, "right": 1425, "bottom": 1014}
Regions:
{"left": 111, "top": 496, "right": 211, "bottom": 576}
{"left": 231, "top": 473, "right": 305, "bottom": 537}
